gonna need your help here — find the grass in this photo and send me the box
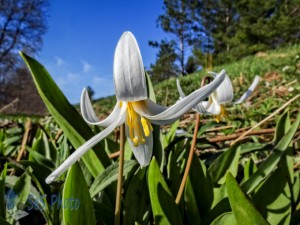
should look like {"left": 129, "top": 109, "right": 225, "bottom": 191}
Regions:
{"left": 93, "top": 44, "right": 300, "bottom": 116}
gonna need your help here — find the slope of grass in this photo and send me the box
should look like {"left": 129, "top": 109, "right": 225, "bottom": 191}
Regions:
{"left": 93, "top": 44, "right": 300, "bottom": 116}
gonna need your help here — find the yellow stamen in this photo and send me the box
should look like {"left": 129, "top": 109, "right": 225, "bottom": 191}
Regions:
{"left": 132, "top": 137, "right": 139, "bottom": 147}
{"left": 214, "top": 105, "right": 228, "bottom": 123}
{"left": 141, "top": 117, "right": 151, "bottom": 137}
{"left": 126, "top": 102, "right": 152, "bottom": 146}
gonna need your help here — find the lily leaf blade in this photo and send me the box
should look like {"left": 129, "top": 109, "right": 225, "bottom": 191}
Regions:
{"left": 63, "top": 162, "right": 96, "bottom": 225}
{"left": 20, "top": 52, "right": 111, "bottom": 178}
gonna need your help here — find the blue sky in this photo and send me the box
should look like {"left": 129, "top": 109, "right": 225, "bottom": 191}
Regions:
{"left": 38, "top": 0, "right": 168, "bottom": 103}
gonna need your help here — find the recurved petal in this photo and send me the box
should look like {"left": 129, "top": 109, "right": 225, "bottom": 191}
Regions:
{"left": 45, "top": 103, "right": 127, "bottom": 184}
{"left": 234, "top": 76, "right": 260, "bottom": 104}
{"left": 193, "top": 102, "right": 209, "bottom": 114}
{"left": 81, "top": 88, "right": 122, "bottom": 126}
{"left": 176, "top": 79, "right": 186, "bottom": 99}
{"left": 194, "top": 100, "right": 221, "bottom": 115}
{"left": 125, "top": 124, "right": 153, "bottom": 167}
{"left": 133, "top": 70, "right": 226, "bottom": 121}
{"left": 114, "top": 31, "right": 147, "bottom": 102}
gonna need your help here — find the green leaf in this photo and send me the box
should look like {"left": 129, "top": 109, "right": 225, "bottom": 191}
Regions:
{"left": 0, "top": 164, "right": 7, "bottom": 219}
{"left": 6, "top": 172, "right": 31, "bottom": 224}
{"left": 102, "top": 137, "right": 119, "bottom": 156}
{"left": 252, "top": 167, "right": 291, "bottom": 225}
{"left": 208, "top": 144, "right": 240, "bottom": 185}
{"left": 17, "top": 160, "right": 51, "bottom": 195}
{"left": 243, "top": 158, "right": 257, "bottom": 181}
{"left": 152, "top": 125, "right": 164, "bottom": 171}
{"left": 211, "top": 212, "right": 237, "bottom": 225}
{"left": 93, "top": 201, "right": 114, "bottom": 225}
{"left": 201, "top": 198, "right": 231, "bottom": 225}
{"left": 56, "top": 135, "right": 71, "bottom": 168}
{"left": 12, "top": 172, "right": 31, "bottom": 208}
{"left": 90, "top": 160, "right": 137, "bottom": 198}
{"left": 3, "top": 136, "right": 21, "bottom": 146}
{"left": 185, "top": 156, "right": 213, "bottom": 220}
{"left": 29, "top": 136, "right": 44, "bottom": 161}
{"left": 146, "top": 72, "right": 156, "bottom": 102}
{"left": 274, "top": 110, "right": 291, "bottom": 145}
{"left": 212, "top": 182, "right": 228, "bottom": 208}
{"left": 30, "top": 132, "right": 56, "bottom": 161}
{"left": 184, "top": 177, "right": 201, "bottom": 225}
{"left": 20, "top": 52, "right": 110, "bottom": 178}
{"left": 148, "top": 157, "right": 182, "bottom": 225}
{"left": 241, "top": 111, "right": 300, "bottom": 194}
{"left": 27, "top": 146, "right": 55, "bottom": 170}
{"left": 5, "top": 175, "right": 51, "bottom": 224}
{"left": 292, "top": 173, "right": 300, "bottom": 206}
{"left": 226, "top": 172, "right": 270, "bottom": 225}
{"left": 124, "top": 140, "right": 133, "bottom": 161}
{"left": 0, "top": 217, "right": 11, "bottom": 225}
{"left": 163, "top": 120, "right": 179, "bottom": 148}
{"left": 63, "top": 162, "right": 96, "bottom": 225}
{"left": 239, "top": 142, "right": 271, "bottom": 155}
{"left": 291, "top": 209, "right": 300, "bottom": 225}
{"left": 145, "top": 73, "right": 164, "bottom": 170}
{"left": 124, "top": 168, "right": 150, "bottom": 225}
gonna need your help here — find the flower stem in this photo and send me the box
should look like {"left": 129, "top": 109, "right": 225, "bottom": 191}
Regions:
{"left": 115, "top": 124, "right": 125, "bottom": 225}
{"left": 175, "top": 76, "right": 210, "bottom": 205}
{"left": 175, "top": 113, "right": 200, "bottom": 204}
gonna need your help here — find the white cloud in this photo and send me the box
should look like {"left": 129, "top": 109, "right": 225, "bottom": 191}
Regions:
{"left": 66, "top": 72, "right": 81, "bottom": 82}
{"left": 92, "top": 76, "right": 111, "bottom": 85}
{"left": 55, "top": 57, "right": 65, "bottom": 67}
{"left": 81, "top": 60, "right": 91, "bottom": 73}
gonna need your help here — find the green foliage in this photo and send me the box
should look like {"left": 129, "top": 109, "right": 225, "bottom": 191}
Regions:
{"left": 153, "top": 0, "right": 300, "bottom": 67}
{"left": 208, "top": 145, "right": 240, "bottom": 185}
{"left": 0, "top": 51, "right": 299, "bottom": 224}
{"left": 148, "top": 157, "right": 182, "bottom": 225}
{"left": 226, "top": 172, "right": 270, "bottom": 225}
{"left": 20, "top": 52, "right": 111, "bottom": 177}
{"left": 242, "top": 111, "right": 300, "bottom": 194}
{"left": 63, "top": 163, "right": 96, "bottom": 225}
{"left": 0, "top": 164, "right": 7, "bottom": 220}
{"left": 89, "top": 160, "right": 137, "bottom": 198}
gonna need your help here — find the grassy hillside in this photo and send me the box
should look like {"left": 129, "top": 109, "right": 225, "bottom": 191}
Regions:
{"left": 93, "top": 44, "right": 300, "bottom": 118}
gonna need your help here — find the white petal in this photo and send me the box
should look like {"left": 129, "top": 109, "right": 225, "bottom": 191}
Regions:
{"left": 205, "top": 102, "right": 221, "bottom": 114}
{"left": 234, "top": 76, "right": 260, "bottom": 104}
{"left": 80, "top": 88, "right": 121, "bottom": 126}
{"left": 178, "top": 75, "right": 222, "bottom": 115}
{"left": 176, "top": 79, "right": 186, "bottom": 99}
{"left": 114, "top": 32, "right": 147, "bottom": 102}
{"left": 125, "top": 123, "right": 153, "bottom": 167}
{"left": 214, "top": 73, "right": 234, "bottom": 104}
{"left": 133, "top": 70, "right": 226, "bottom": 122}
{"left": 193, "top": 102, "right": 210, "bottom": 114}
{"left": 45, "top": 103, "right": 127, "bottom": 184}
{"left": 194, "top": 100, "right": 221, "bottom": 115}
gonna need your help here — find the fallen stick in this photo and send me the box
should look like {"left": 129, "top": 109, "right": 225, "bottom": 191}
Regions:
{"left": 16, "top": 118, "right": 32, "bottom": 162}
{"left": 206, "top": 125, "right": 234, "bottom": 132}
{"left": 109, "top": 151, "right": 121, "bottom": 159}
{"left": 207, "top": 128, "right": 274, "bottom": 142}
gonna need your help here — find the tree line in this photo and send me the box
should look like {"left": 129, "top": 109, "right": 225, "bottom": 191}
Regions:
{"left": 148, "top": 0, "right": 300, "bottom": 83}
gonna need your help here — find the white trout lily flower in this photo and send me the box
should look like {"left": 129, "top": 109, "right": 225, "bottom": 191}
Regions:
{"left": 177, "top": 71, "right": 260, "bottom": 123}
{"left": 45, "top": 32, "right": 226, "bottom": 184}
